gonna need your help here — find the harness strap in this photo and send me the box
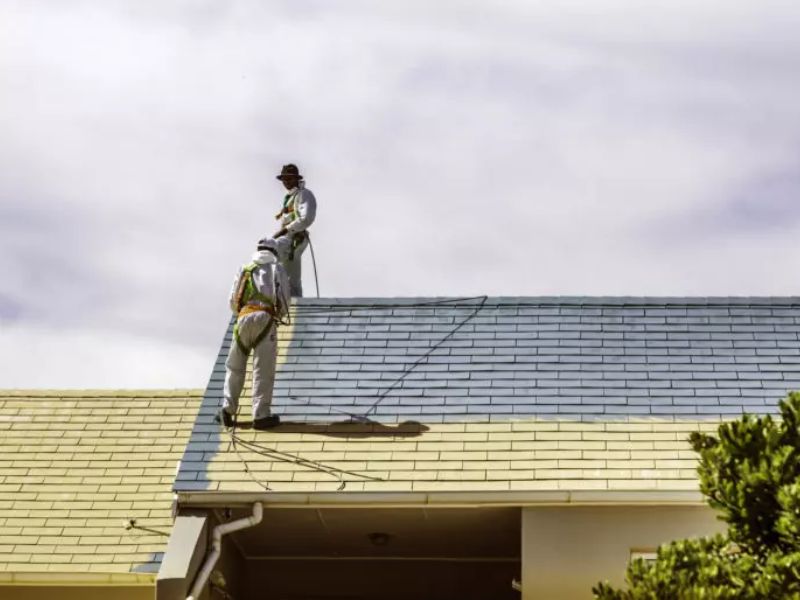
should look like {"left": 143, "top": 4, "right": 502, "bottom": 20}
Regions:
{"left": 233, "top": 315, "right": 274, "bottom": 355}
{"left": 237, "top": 263, "right": 276, "bottom": 312}
{"left": 249, "top": 318, "right": 274, "bottom": 350}
{"left": 233, "top": 262, "right": 279, "bottom": 353}
{"left": 288, "top": 230, "right": 309, "bottom": 261}
{"left": 238, "top": 304, "right": 275, "bottom": 319}
{"left": 282, "top": 193, "right": 298, "bottom": 227}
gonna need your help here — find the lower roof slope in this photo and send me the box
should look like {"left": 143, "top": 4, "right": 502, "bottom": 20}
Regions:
{"left": 177, "top": 297, "right": 800, "bottom": 498}
{"left": 0, "top": 390, "right": 202, "bottom": 582}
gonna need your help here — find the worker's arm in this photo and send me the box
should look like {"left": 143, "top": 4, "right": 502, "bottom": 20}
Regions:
{"left": 227, "top": 267, "right": 245, "bottom": 314}
{"left": 285, "top": 188, "right": 317, "bottom": 234}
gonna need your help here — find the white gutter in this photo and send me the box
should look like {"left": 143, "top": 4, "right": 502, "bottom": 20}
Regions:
{"left": 186, "top": 502, "right": 263, "bottom": 600}
{"left": 177, "top": 489, "right": 705, "bottom": 508}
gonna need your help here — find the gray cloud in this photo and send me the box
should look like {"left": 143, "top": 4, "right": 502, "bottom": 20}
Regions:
{"left": 0, "top": 295, "right": 24, "bottom": 322}
{"left": 720, "top": 168, "right": 800, "bottom": 230}
{"left": 649, "top": 163, "right": 800, "bottom": 243}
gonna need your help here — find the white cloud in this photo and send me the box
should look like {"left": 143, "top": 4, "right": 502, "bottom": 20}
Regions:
{"left": 0, "top": 322, "right": 213, "bottom": 388}
{"left": 1, "top": 0, "right": 800, "bottom": 387}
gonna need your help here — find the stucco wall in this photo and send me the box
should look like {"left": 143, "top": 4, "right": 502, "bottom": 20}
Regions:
{"left": 521, "top": 505, "right": 725, "bottom": 600}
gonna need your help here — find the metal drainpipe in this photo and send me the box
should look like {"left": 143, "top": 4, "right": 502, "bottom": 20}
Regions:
{"left": 186, "top": 502, "right": 263, "bottom": 600}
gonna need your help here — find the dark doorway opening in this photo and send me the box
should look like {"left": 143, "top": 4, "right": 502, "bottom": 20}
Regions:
{"left": 229, "top": 506, "right": 521, "bottom": 600}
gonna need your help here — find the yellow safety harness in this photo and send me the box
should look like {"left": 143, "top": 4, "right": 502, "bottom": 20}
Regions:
{"left": 281, "top": 193, "right": 298, "bottom": 227}
{"left": 232, "top": 262, "right": 278, "bottom": 354}
{"left": 280, "top": 192, "right": 310, "bottom": 260}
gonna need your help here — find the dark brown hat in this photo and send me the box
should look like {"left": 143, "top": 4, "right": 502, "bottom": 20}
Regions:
{"left": 276, "top": 164, "right": 303, "bottom": 180}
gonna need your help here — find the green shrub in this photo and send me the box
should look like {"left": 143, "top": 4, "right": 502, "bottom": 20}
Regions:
{"left": 593, "top": 392, "right": 800, "bottom": 600}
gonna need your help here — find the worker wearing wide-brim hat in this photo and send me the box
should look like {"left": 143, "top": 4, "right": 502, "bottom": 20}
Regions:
{"left": 269, "top": 163, "right": 317, "bottom": 297}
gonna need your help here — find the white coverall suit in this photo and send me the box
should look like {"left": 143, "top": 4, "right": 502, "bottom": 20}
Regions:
{"left": 274, "top": 182, "right": 317, "bottom": 297}
{"left": 222, "top": 250, "right": 290, "bottom": 420}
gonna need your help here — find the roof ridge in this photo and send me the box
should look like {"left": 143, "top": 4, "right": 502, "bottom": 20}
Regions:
{"left": 291, "top": 296, "right": 800, "bottom": 306}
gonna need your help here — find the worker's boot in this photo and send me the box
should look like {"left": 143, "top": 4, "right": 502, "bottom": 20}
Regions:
{"left": 215, "top": 408, "right": 235, "bottom": 428}
{"left": 253, "top": 414, "right": 281, "bottom": 430}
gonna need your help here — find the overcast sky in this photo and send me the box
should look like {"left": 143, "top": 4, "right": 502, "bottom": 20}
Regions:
{"left": 2, "top": 0, "right": 799, "bottom": 388}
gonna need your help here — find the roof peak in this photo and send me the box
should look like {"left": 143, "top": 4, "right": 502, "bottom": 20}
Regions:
{"left": 292, "top": 296, "right": 800, "bottom": 307}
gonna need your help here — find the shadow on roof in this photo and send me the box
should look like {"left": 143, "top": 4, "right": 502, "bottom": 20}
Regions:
{"left": 231, "top": 419, "right": 429, "bottom": 438}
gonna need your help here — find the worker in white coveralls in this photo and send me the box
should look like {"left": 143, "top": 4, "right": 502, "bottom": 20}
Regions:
{"left": 267, "top": 163, "right": 317, "bottom": 297}
{"left": 216, "top": 238, "right": 290, "bottom": 430}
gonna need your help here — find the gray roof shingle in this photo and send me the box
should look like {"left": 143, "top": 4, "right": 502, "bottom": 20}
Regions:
{"left": 211, "top": 297, "right": 800, "bottom": 423}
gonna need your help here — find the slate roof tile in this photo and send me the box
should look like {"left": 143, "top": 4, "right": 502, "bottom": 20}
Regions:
{"left": 177, "top": 297, "right": 800, "bottom": 497}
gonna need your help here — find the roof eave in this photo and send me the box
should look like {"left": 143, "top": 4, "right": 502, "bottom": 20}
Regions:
{"left": 0, "top": 572, "right": 156, "bottom": 587}
{"left": 176, "top": 489, "right": 705, "bottom": 508}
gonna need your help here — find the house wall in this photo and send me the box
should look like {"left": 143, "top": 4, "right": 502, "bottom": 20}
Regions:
{"left": 213, "top": 533, "right": 246, "bottom": 600}
{"left": 195, "top": 514, "right": 247, "bottom": 600}
{"left": 0, "top": 586, "right": 153, "bottom": 600}
{"left": 160, "top": 511, "right": 245, "bottom": 600}
{"left": 521, "top": 505, "right": 725, "bottom": 600}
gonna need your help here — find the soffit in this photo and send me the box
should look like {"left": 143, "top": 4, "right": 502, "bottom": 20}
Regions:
{"left": 229, "top": 506, "right": 520, "bottom": 559}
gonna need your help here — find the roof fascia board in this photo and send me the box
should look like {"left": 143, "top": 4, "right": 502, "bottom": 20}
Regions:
{"left": 177, "top": 490, "right": 704, "bottom": 508}
{"left": 0, "top": 572, "right": 156, "bottom": 586}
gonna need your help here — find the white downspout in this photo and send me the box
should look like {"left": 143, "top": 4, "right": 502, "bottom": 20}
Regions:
{"left": 186, "top": 502, "right": 263, "bottom": 600}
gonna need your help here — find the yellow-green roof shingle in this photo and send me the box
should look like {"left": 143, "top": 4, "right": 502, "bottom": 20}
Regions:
{"left": 183, "top": 411, "right": 716, "bottom": 494}
{"left": 0, "top": 390, "right": 202, "bottom": 576}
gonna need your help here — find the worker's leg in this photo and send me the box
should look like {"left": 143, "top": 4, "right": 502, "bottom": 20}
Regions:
{"left": 285, "top": 254, "right": 303, "bottom": 297}
{"left": 222, "top": 324, "right": 249, "bottom": 416}
{"left": 231, "top": 312, "right": 274, "bottom": 420}
{"left": 274, "top": 235, "right": 303, "bottom": 297}
{"left": 251, "top": 324, "right": 278, "bottom": 420}
{"left": 273, "top": 235, "right": 293, "bottom": 261}
{"left": 287, "top": 237, "right": 308, "bottom": 297}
